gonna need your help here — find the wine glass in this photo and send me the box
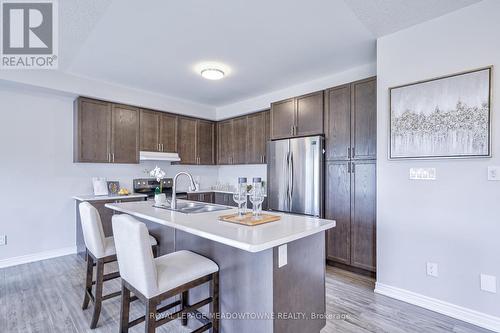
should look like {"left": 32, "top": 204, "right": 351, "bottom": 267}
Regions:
{"left": 233, "top": 191, "right": 247, "bottom": 218}
{"left": 250, "top": 182, "right": 265, "bottom": 219}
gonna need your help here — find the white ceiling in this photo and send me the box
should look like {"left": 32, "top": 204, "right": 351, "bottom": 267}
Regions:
{"left": 58, "top": 0, "right": 481, "bottom": 107}
{"left": 344, "top": 0, "right": 481, "bottom": 37}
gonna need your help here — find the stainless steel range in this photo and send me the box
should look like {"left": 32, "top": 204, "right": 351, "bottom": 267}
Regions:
{"left": 133, "top": 178, "right": 173, "bottom": 198}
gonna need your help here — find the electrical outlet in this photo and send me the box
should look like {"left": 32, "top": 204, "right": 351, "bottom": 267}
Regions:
{"left": 0, "top": 235, "right": 6, "bottom": 246}
{"left": 480, "top": 274, "right": 497, "bottom": 293}
{"left": 488, "top": 166, "right": 500, "bottom": 181}
{"left": 426, "top": 262, "right": 438, "bottom": 277}
{"left": 278, "top": 244, "right": 287, "bottom": 268}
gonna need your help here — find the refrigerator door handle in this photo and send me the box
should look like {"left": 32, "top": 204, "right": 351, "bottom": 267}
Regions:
{"left": 283, "top": 151, "right": 289, "bottom": 210}
{"left": 289, "top": 151, "right": 294, "bottom": 208}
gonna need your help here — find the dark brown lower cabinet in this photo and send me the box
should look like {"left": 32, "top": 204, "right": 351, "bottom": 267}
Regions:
{"left": 214, "top": 192, "right": 236, "bottom": 206}
{"left": 187, "top": 192, "right": 214, "bottom": 203}
{"left": 326, "top": 160, "right": 376, "bottom": 272}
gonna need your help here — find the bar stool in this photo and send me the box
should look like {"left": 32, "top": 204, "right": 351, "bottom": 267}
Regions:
{"left": 79, "top": 202, "right": 159, "bottom": 329}
{"left": 112, "top": 214, "right": 220, "bottom": 333}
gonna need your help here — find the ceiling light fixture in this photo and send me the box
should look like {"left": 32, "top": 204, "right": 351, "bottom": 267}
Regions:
{"left": 200, "top": 68, "right": 225, "bottom": 80}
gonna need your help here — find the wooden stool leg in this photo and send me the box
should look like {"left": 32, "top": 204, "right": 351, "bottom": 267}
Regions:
{"left": 82, "top": 252, "right": 93, "bottom": 310}
{"left": 210, "top": 272, "right": 220, "bottom": 333}
{"left": 145, "top": 299, "right": 158, "bottom": 333}
{"left": 119, "top": 282, "right": 131, "bottom": 333}
{"left": 90, "top": 258, "right": 104, "bottom": 329}
{"left": 181, "top": 290, "right": 189, "bottom": 326}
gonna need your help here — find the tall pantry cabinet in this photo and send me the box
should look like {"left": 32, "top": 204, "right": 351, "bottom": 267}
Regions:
{"left": 325, "top": 77, "right": 377, "bottom": 273}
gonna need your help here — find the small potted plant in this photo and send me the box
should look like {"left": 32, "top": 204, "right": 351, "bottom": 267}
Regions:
{"left": 148, "top": 166, "right": 167, "bottom": 205}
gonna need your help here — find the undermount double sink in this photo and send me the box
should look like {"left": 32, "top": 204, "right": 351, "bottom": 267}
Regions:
{"left": 154, "top": 201, "right": 232, "bottom": 214}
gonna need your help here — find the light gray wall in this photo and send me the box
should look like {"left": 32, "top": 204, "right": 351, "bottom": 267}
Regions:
{"left": 377, "top": 0, "right": 500, "bottom": 318}
{"left": 216, "top": 62, "right": 376, "bottom": 120}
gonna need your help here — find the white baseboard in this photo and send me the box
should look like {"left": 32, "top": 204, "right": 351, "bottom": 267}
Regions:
{"left": 375, "top": 282, "right": 500, "bottom": 333}
{"left": 0, "top": 246, "right": 77, "bottom": 269}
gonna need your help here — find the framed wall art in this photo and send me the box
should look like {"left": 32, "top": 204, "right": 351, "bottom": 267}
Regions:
{"left": 389, "top": 67, "right": 492, "bottom": 159}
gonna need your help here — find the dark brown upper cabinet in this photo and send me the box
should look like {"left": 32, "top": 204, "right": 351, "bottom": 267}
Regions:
{"left": 325, "top": 77, "right": 376, "bottom": 161}
{"left": 216, "top": 111, "right": 269, "bottom": 165}
{"left": 74, "top": 98, "right": 112, "bottom": 163}
{"left": 177, "top": 117, "right": 215, "bottom": 165}
{"left": 140, "top": 109, "right": 178, "bottom": 153}
{"left": 110, "top": 104, "right": 140, "bottom": 164}
{"left": 270, "top": 98, "right": 295, "bottom": 140}
{"left": 325, "top": 85, "right": 351, "bottom": 161}
{"left": 232, "top": 116, "right": 248, "bottom": 164}
{"left": 159, "top": 113, "right": 178, "bottom": 153}
{"left": 196, "top": 120, "right": 215, "bottom": 165}
{"left": 177, "top": 117, "right": 198, "bottom": 165}
{"left": 246, "top": 111, "right": 269, "bottom": 164}
{"left": 140, "top": 109, "right": 161, "bottom": 152}
{"left": 295, "top": 91, "right": 324, "bottom": 137}
{"left": 217, "top": 119, "right": 233, "bottom": 165}
{"left": 352, "top": 78, "right": 377, "bottom": 160}
{"left": 271, "top": 91, "right": 324, "bottom": 140}
{"left": 74, "top": 98, "right": 139, "bottom": 164}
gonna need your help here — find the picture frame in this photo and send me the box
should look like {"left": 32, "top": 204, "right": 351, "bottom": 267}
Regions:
{"left": 107, "top": 181, "right": 120, "bottom": 195}
{"left": 389, "top": 67, "right": 492, "bottom": 160}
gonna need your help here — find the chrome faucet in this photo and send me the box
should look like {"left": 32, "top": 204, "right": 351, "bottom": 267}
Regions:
{"left": 171, "top": 172, "right": 196, "bottom": 209}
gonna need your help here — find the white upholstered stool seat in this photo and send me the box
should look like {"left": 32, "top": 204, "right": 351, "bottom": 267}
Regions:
{"left": 154, "top": 250, "right": 218, "bottom": 298}
{"left": 112, "top": 214, "right": 220, "bottom": 333}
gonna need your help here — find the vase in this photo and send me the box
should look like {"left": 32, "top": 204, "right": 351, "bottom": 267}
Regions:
{"left": 154, "top": 193, "right": 167, "bottom": 206}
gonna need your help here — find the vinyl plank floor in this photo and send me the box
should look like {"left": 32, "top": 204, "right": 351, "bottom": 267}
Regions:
{"left": 321, "top": 266, "right": 494, "bottom": 333}
{"left": 0, "top": 255, "right": 494, "bottom": 333}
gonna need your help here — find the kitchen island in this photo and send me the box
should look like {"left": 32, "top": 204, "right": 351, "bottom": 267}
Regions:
{"left": 105, "top": 200, "right": 335, "bottom": 333}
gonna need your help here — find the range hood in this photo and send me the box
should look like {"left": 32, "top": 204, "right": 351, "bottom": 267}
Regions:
{"left": 139, "top": 151, "right": 181, "bottom": 162}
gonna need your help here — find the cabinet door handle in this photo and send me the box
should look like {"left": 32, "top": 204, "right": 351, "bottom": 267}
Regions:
{"left": 290, "top": 125, "right": 294, "bottom": 135}
{"left": 352, "top": 147, "right": 355, "bottom": 158}
{"left": 347, "top": 148, "right": 351, "bottom": 158}
{"left": 347, "top": 162, "right": 351, "bottom": 173}
{"left": 108, "top": 153, "right": 111, "bottom": 163}
{"left": 112, "top": 153, "right": 115, "bottom": 163}
{"left": 351, "top": 162, "right": 355, "bottom": 173}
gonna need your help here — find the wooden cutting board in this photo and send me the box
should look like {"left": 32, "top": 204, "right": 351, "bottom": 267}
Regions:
{"left": 219, "top": 212, "right": 281, "bottom": 226}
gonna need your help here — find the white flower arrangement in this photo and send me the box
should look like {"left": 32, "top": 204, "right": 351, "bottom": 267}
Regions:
{"left": 146, "top": 166, "right": 166, "bottom": 194}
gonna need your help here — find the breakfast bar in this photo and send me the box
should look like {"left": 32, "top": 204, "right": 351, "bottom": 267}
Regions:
{"left": 105, "top": 200, "right": 335, "bottom": 333}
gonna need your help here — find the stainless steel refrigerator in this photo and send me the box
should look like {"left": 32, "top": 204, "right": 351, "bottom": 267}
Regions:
{"left": 267, "top": 136, "right": 324, "bottom": 217}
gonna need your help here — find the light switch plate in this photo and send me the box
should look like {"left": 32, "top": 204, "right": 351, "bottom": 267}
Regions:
{"left": 410, "top": 168, "right": 436, "bottom": 180}
{"left": 487, "top": 166, "right": 500, "bottom": 181}
{"left": 0, "top": 235, "right": 6, "bottom": 246}
{"left": 480, "top": 274, "right": 497, "bottom": 293}
{"left": 278, "top": 244, "right": 287, "bottom": 268}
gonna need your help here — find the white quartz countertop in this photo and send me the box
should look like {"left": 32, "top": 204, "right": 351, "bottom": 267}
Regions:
{"left": 105, "top": 200, "right": 335, "bottom": 253}
{"left": 73, "top": 194, "right": 148, "bottom": 202}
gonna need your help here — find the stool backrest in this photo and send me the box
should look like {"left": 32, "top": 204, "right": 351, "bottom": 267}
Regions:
{"left": 112, "top": 214, "right": 158, "bottom": 297}
{"left": 79, "top": 202, "right": 106, "bottom": 258}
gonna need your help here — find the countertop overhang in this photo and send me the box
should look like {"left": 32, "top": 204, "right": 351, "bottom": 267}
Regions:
{"left": 105, "top": 200, "right": 335, "bottom": 253}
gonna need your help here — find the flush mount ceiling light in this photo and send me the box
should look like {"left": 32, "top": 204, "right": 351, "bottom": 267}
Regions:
{"left": 201, "top": 68, "right": 225, "bottom": 80}
{"left": 194, "top": 62, "right": 231, "bottom": 81}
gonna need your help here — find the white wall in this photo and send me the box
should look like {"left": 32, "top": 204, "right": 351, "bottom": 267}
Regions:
{"left": 0, "top": 85, "right": 218, "bottom": 263}
{"left": 0, "top": 70, "right": 216, "bottom": 120}
{"left": 217, "top": 165, "right": 267, "bottom": 189}
{"left": 377, "top": 0, "right": 500, "bottom": 323}
{"left": 216, "top": 62, "right": 376, "bottom": 119}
